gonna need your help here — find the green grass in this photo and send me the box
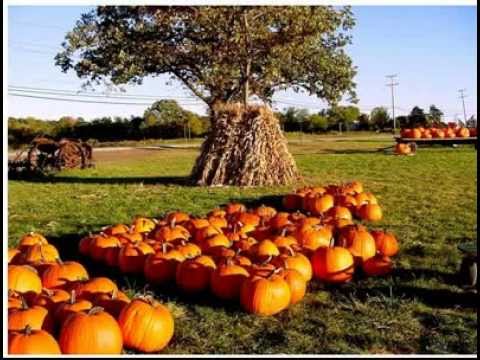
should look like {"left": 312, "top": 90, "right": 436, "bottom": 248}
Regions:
{"left": 8, "top": 134, "right": 477, "bottom": 354}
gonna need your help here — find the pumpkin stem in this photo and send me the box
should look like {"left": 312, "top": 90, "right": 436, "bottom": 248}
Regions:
{"left": 23, "top": 324, "right": 33, "bottom": 335}
{"left": 329, "top": 237, "right": 336, "bottom": 248}
{"left": 286, "top": 245, "right": 295, "bottom": 257}
{"left": 42, "top": 287, "right": 53, "bottom": 296}
{"left": 170, "top": 217, "right": 176, "bottom": 228}
{"left": 261, "top": 255, "right": 273, "bottom": 265}
{"left": 21, "top": 296, "right": 29, "bottom": 310}
{"left": 88, "top": 306, "right": 104, "bottom": 315}
{"left": 70, "top": 290, "right": 76, "bottom": 304}
{"left": 268, "top": 267, "right": 283, "bottom": 278}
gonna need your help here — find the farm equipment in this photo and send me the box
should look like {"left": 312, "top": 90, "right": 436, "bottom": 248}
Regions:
{"left": 8, "top": 136, "right": 94, "bottom": 178}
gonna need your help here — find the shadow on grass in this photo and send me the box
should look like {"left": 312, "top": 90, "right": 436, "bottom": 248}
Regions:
{"left": 9, "top": 175, "right": 192, "bottom": 186}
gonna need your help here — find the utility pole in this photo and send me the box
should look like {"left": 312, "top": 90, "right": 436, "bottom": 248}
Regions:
{"left": 386, "top": 74, "right": 399, "bottom": 134}
{"left": 459, "top": 89, "right": 468, "bottom": 124}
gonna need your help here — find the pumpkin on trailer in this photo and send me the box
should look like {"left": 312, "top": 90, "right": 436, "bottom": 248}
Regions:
{"left": 362, "top": 255, "right": 393, "bottom": 276}
{"left": 92, "top": 290, "right": 131, "bottom": 319}
{"left": 18, "top": 232, "right": 48, "bottom": 250}
{"left": 176, "top": 255, "right": 217, "bottom": 293}
{"left": 457, "top": 127, "right": 470, "bottom": 138}
{"left": 8, "top": 298, "right": 54, "bottom": 333}
{"left": 311, "top": 246, "right": 355, "bottom": 283}
{"left": 8, "top": 265, "right": 42, "bottom": 295}
{"left": 8, "top": 326, "right": 61, "bottom": 355}
{"left": 210, "top": 260, "right": 250, "bottom": 300}
{"left": 59, "top": 307, "right": 123, "bottom": 354}
{"left": 240, "top": 268, "right": 291, "bottom": 316}
{"left": 41, "top": 260, "right": 89, "bottom": 289}
{"left": 144, "top": 244, "right": 185, "bottom": 285}
{"left": 118, "top": 298, "right": 174, "bottom": 353}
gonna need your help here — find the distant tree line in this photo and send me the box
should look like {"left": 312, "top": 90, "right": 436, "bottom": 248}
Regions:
{"left": 8, "top": 101, "right": 476, "bottom": 148}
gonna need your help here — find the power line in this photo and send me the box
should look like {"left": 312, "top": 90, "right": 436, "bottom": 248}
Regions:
{"left": 386, "top": 74, "right": 399, "bottom": 133}
{"left": 458, "top": 89, "right": 468, "bottom": 123}
{"left": 9, "top": 86, "right": 200, "bottom": 101}
{"left": 8, "top": 93, "right": 205, "bottom": 106}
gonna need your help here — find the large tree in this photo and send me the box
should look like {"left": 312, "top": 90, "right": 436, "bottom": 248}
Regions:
{"left": 56, "top": 6, "right": 357, "bottom": 186}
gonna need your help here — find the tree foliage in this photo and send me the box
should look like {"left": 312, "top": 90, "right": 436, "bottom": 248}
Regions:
{"left": 56, "top": 6, "right": 357, "bottom": 108}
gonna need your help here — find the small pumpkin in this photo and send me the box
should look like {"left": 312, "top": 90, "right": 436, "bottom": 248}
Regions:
{"left": 131, "top": 217, "right": 156, "bottom": 233}
{"left": 310, "top": 194, "right": 335, "bottom": 215}
{"left": 357, "top": 204, "right": 383, "bottom": 222}
{"left": 118, "top": 298, "right": 174, "bottom": 353}
{"left": 371, "top": 230, "right": 399, "bottom": 257}
{"left": 9, "top": 325, "right": 61, "bottom": 354}
{"left": 59, "top": 307, "right": 123, "bottom": 354}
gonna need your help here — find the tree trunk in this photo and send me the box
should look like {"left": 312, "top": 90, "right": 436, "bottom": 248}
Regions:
{"left": 190, "top": 102, "right": 301, "bottom": 186}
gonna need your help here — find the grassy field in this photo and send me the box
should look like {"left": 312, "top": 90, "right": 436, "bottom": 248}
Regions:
{"left": 8, "top": 134, "right": 477, "bottom": 354}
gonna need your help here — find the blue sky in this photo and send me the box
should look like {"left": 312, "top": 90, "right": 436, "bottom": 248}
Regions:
{"left": 7, "top": 5, "right": 477, "bottom": 121}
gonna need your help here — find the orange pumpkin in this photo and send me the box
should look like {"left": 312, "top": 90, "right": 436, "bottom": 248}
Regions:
{"left": 8, "top": 299, "right": 54, "bottom": 333}
{"left": 254, "top": 205, "right": 277, "bottom": 219}
{"left": 9, "top": 326, "right": 61, "bottom": 354}
{"left": 8, "top": 248, "right": 21, "bottom": 264}
{"left": 89, "top": 235, "right": 121, "bottom": 262}
{"left": 9, "top": 265, "right": 42, "bottom": 295}
{"left": 280, "top": 268, "right": 307, "bottom": 305}
{"left": 41, "top": 260, "right": 89, "bottom": 289}
{"left": 152, "top": 223, "right": 190, "bottom": 243}
{"left": 311, "top": 247, "right": 354, "bottom": 283}
{"left": 92, "top": 290, "right": 131, "bottom": 319}
{"left": 21, "top": 243, "right": 60, "bottom": 264}
{"left": 118, "top": 242, "right": 155, "bottom": 274}
{"left": 131, "top": 217, "right": 156, "bottom": 233}
{"left": 54, "top": 290, "right": 93, "bottom": 324}
{"left": 457, "top": 127, "right": 470, "bottom": 138}
{"left": 395, "top": 143, "right": 412, "bottom": 155}
{"left": 118, "top": 298, "right": 174, "bottom": 353}
{"left": 231, "top": 237, "right": 258, "bottom": 254}
{"left": 28, "top": 288, "right": 70, "bottom": 311}
{"left": 310, "top": 194, "right": 335, "bottom": 215}
{"left": 362, "top": 255, "right": 393, "bottom": 276}
{"left": 272, "top": 246, "right": 312, "bottom": 281}
{"left": 102, "top": 223, "right": 130, "bottom": 236}
{"left": 249, "top": 239, "right": 280, "bottom": 262}
{"left": 225, "top": 202, "right": 246, "bottom": 215}
{"left": 282, "top": 194, "right": 303, "bottom": 210}
{"left": 371, "top": 230, "right": 399, "bottom": 257}
{"left": 144, "top": 245, "right": 185, "bottom": 285}
{"left": 296, "top": 225, "right": 332, "bottom": 252}
{"left": 357, "top": 204, "right": 383, "bottom": 222}
{"left": 240, "top": 269, "right": 291, "bottom": 316}
{"left": 210, "top": 261, "right": 250, "bottom": 300}
{"left": 166, "top": 210, "right": 190, "bottom": 224}
{"left": 59, "top": 307, "right": 123, "bottom": 354}
{"left": 74, "top": 277, "right": 119, "bottom": 300}
{"left": 18, "top": 232, "right": 48, "bottom": 250}
{"left": 176, "top": 255, "right": 216, "bottom": 293}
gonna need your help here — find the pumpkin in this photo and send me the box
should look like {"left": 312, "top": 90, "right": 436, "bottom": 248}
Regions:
{"left": 41, "top": 260, "right": 89, "bottom": 289}
{"left": 89, "top": 235, "right": 121, "bottom": 262}
{"left": 166, "top": 210, "right": 190, "bottom": 224}
{"left": 185, "top": 217, "right": 210, "bottom": 234}
{"left": 118, "top": 298, "right": 174, "bottom": 353}
{"left": 59, "top": 307, "right": 123, "bottom": 354}
{"left": 207, "top": 245, "right": 236, "bottom": 260}
{"left": 194, "top": 225, "right": 222, "bottom": 244}
{"left": 152, "top": 223, "right": 190, "bottom": 242}
{"left": 201, "top": 233, "right": 231, "bottom": 253}
{"left": 225, "top": 202, "right": 246, "bottom": 215}
{"left": 8, "top": 298, "right": 54, "bottom": 333}
{"left": 269, "top": 212, "right": 292, "bottom": 229}
{"left": 326, "top": 206, "right": 352, "bottom": 221}
{"left": 362, "top": 255, "right": 393, "bottom": 276}
{"left": 400, "top": 128, "right": 412, "bottom": 138}
{"left": 254, "top": 205, "right": 277, "bottom": 219}
{"left": 210, "top": 260, "right": 250, "bottom": 300}
{"left": 231, "top": 237, "right": 257, "bottom": 254}
{"left": 78, "top": 234, "right": 95, "bottom": 256}
{"left": 311, "top": 247, "right": 355, "bottom": 283}
{"left": 335, "top": 194, "right": 358, "bottom": 211}
{"left": 54, "top": 290, "right": 93, "bottom": 324}
{"left": 131, "top": 217, "right": 156, "bottom": 233}
{"left": 250, "top": 225, "right": 273, "bottom": 241}
{"left": 357, "top": 204, "right": 383, "bottom": 222}
{"left": 144, "top": 244, "right": 185, "bottom": 285}
{"left": 9, "top": 325, "right": 61, "bottom": 354}
{"left": 208, "top": 216, "right": 229, "bottom": 229}
{"left": 296, "top": 225, "right": 332, "bottom": 251}
{"left": 208, "top": 208, "right": 227, "bottom": 218}
{"left": 104, "top": 245, "right": 122, "bottom": 267}
{"left": 176, "top": 255, "right": 216, "bottom": 293}
{"left": 8, "top": 248, "right": 21, "bottom": 264}
{"left": 344, "top": 230, "right": 376, "bottom": 263}
{"left": 297, "top": 216, "right": 322, "bottom": 228}
{"left": 412, "top": 128, "right": 422, "bottom": 138}
{"left": 272, "top": 246, "right": 312, "bottom": 281}
{"left": 433, "top": 129, "right": 445, "bottom": 138}
{"left": 21, "top": 243, "right": 60, "bottom": 264}
{"left": 118, "top": 242, "right": 155, "bottom": 274}
{"left": 249, "top": 239, "right": 280, "bottom": 262}
{"left": 117, "top": 231, "right": 144, "bottom": 244}
{"left": 371, "top": 230, "right": 399, "bottom": 257}
{"left": 18, "top": 232, "right": 48, "bottom": 250}
{"left": 469, "top": 127, "right": 477, "bottom": 137}
{"left": 173, "top": 240, "right": 202, "bottom": 259}
{"left": 457, "top": 127, "right": 470, "bottom": 138}
{"left": 8, "top": 291, "right": 24, "bottom": 310}
{"left": 272, "top": 233, "right": 298, "bottom": 250}
{"left": 233, "top": 212, "right": 260, "bottom": 230}
{"left": 343, "top": 181, "right": 364, "bottom": 195}
{"left": 28, "top": 288, "right": 70, "bottom": 311}
{"left": 280, "top": 268, "right": 307, "bottom": 305}
{"left": 310, "top": 194, "right": 335, "bottom": 215}
{"left": 395, "top": 143, "right": 412, "bottom": 155}
{"left": 217, "top": 253, "right": 252, "bottom": 268}
{"left": 240, "top": 268, "right": 291, "bottom": 316}
{"left": 74, "top": 277, "right": 119, "bottom": 300}
{"left": 9, "top": 265, "right": 42, "bottom": 295}
{"left": 102, "top": 223, "right": 130, "bottom": 236}
{"left": 92, "top": 290, "right": 130, "bottom": 319}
